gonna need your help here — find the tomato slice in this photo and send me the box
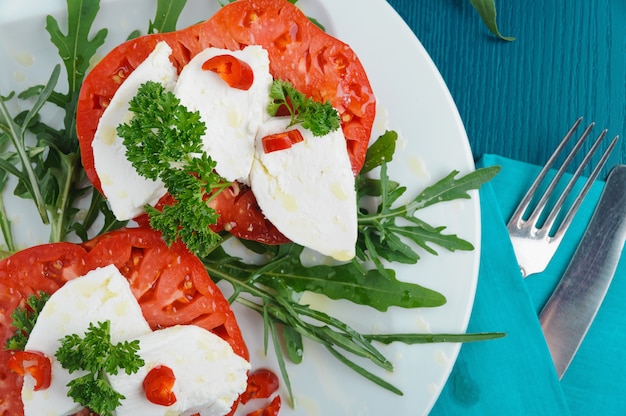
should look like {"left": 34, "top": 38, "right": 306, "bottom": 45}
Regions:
{"left": 7, "top": 351, "right": 52, "bottom": 391}
{"left": 0, "top": 227, "right": 248, "bottom": 416}
{"left": 143, "top": 365, "right": 177, "bottom": 406}
{"left": 76, "top": 0, "right": 375, "bottom": 245}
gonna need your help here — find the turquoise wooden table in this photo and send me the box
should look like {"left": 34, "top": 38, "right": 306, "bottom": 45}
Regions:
{"left": 383, "top": 1, "right": 626, "bottom": 414}
{"left": 387, "top": 0, "right": 625, "bottom": 170}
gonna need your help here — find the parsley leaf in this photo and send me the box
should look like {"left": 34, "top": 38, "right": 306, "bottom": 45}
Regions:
{"left": 267, "top": 79, "right": 340, "bottom": 137}
{"left": 4, "top": 292, "right": 51, "bottom": 351}
{"left": 117, "top": 81, "right": 225, "bottom": 256}
{"left": 56, "top": 320, "right": 144, "bottom": 415}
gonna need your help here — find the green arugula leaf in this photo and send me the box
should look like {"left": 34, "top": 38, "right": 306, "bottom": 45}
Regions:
{"left": 408, "top": 166, "right": 501, "bottom": 214}
{"left": 208, "top": 244, "right": 445, "bottom": 312}
{"left": 46, "top": 0, "right": 108, "bottom": 103}
{"left": 357, "top": 135, "right": 500, "bottom": 275}
{"left": 56, "top": 320, "right": 144, "bottom": 415}
{"left": 268, "top": 79, "right": 340, "bottom": 137}
{"left": 469, "top": 0, "right": 515, "bottom": 41}
{"left": 4, "top": 292, "right": 51, "bottom": 351}
{"left": 149, "top": 0, "right": 188, "bottom": 34}
{"left": 360, "top": 130, "right": 398, "bottom": 174}
{"left": 0, "top": 66, "right": 61, "bottom": 226}
{"left": 366, "top": 331, "right": 506, "bottom": 344}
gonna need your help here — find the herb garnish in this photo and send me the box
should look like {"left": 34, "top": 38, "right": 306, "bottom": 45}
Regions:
{"left": 55, "top": 320, "right": 144, "bottom": 416}
{"left": 117, "top": 81, "right": 227, "bottom": 257}
{"left": 267, "top": 79, "right": 341, "bottom": 137}
{"left": 4, "top": 292, "right": 51, "bottom": 351}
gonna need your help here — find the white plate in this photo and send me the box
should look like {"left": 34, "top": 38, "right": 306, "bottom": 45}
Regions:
{"left": 0, "top": 1, "right": 480, "bottom": 415}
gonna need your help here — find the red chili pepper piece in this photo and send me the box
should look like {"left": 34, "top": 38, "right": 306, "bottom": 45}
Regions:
{"left": 246, "top": 395, "right": 281, "bottom": 416}
{"left": 202, "top": 54, "right": 254, "bottom": 90}
{"left": 143, "top": 365, "right": 177, "bottom": 406}
{"left": 8, "top": 350, "right": 52, "bottom": 391}
{"left": 261, "top": 129, "right": 305, "bottom": 154}
{"left": 240, "top": 368, "right": 280, "bottom": 404}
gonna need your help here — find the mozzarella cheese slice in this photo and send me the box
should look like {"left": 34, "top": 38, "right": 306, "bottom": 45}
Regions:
{"left": 174, "top": 46, "right": 273, "bottom": 184}
{"left": 22, "top": 265, "right": 152, "bottom": 416}
{"left": 250, "top": 117, "right": 357, "bottom": 261}
{"left": 92, "top": 40, "right": 176, "bottom": 220}
{"left": 108, "top": 325, "right": 250, "bottom": 416}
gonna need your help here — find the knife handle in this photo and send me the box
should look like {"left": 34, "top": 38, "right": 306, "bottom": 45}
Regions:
{"left": 539, "top": 164, "right": 626, "bottom": 378}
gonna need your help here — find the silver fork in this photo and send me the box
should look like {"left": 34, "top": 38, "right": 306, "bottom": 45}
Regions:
{"left": 507, "top": 117, "right": 619, "bottom": 277}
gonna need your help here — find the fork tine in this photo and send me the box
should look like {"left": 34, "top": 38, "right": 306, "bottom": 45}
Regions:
{"left": 545, "top": 131, "right": 619, "bottom": 240}
{"left": 525, "top": 119, "right": 595, "bottom": 229}
{"left": 507, "top": 117, "right": 583, "bottom": 228}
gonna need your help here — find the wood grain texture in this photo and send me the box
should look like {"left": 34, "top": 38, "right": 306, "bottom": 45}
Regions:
{"left": 386, "top": 0, "right": 625, "bottom": 177}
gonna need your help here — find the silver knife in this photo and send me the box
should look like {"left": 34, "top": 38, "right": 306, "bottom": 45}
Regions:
{"left": 539, "top": 164, "right": 626, "bottom": 379}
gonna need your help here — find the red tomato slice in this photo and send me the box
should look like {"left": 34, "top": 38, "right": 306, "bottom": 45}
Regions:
{"left": 76, "top": 0, "right": 375, "bottom": 245}
{"left": 0, "top": 227, "right": 248, "bottom": 416}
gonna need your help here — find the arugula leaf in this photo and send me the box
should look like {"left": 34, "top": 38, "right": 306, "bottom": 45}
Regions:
{"left": 149, "top": 0, "right": 188, "bottom": 34}
{"left": 268, "top": 79, "right": 340, "bottom": 137}
{"left": 4, "top": 292, "right": 51, "bottom": 351}
{"left": 0, "top": 0, "right": 126, "bottom": 248}
{"left": 117, "top": 81, "right": 225, "bottom": 256}
{"left": 46, "top": 0, "right": 108, "bottom": 107}
{"left": 356, "top": 132, "right": 500, "bottom": 276}
{"left": 56, "top": 320, "right": 144, "bottom": 415}
{"left": 360, "top": 130, "right": 397, "bottom": 175}
{"left": 207, "top": 243, "right": 445, "bottom": 312}
{"left": 469, "top": 0, "right": 515, "bottom": 41}
{"left": 366, "top": 332, "right": 506, "bottom": 344}
{"left": 0, "top": 66, "right": 61, "bottom": 226}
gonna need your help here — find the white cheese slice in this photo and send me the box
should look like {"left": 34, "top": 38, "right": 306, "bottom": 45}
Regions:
{"left": 109, "top": 325, "right": 250, "bottom": 416}
{"left": 92, "top": 40, "right": 176, "bottom": 221}
{"left": 249, "top": 117, "right": 358, "bottom": 261}
{"left": 174, "top": 45, "right": 273, "bottom": 184}
{"left": 22, "top": 264, "right": 152, "bottom": 416}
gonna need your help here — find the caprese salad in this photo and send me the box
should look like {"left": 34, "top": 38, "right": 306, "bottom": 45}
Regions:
{"left": 0, "top": 0, "right": 501, "bottom": 415}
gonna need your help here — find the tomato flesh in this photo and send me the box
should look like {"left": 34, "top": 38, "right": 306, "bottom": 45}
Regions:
{"left": 0, "top": 227, "right": 248, "bottom": 416}
{"left": 143, "top": 365, "right": 177, "bottom": 406}
{"left": 76, "top": 0, "right": 375, "bottom": 245}
{"left": 7, "top": 350, "right": 52, "bottom": 391}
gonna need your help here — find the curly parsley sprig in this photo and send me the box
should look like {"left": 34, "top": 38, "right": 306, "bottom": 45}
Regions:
{"left": 55, "top": 320, "right": 144, "bottom": 416}
{"left": 117, "top": 81, "right": 227, "bottom": 257}
{"left": 4, "top": 292, "right": 51, "bottom": 351}
{"left": 267, "top": 79, "right": 340, "bottom": 137}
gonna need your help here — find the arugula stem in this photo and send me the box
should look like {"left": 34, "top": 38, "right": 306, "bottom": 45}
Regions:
{"left": 0, "top": 194, "right": 15, "bottom": 253}
{"left": 0, "top": 100, "right": 50, "bottom": 225}
{"left": 49, "top": 154, "right": 79, "bottom": 242}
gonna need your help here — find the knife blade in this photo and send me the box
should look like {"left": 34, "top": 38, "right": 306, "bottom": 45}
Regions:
{"left": 539, "top": 164, "right": 626, "bottom": 379}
